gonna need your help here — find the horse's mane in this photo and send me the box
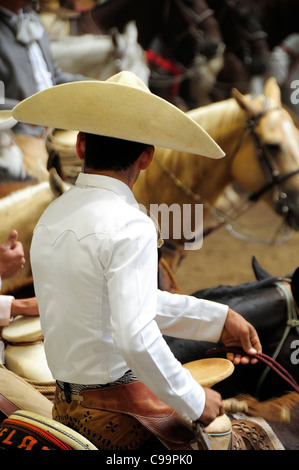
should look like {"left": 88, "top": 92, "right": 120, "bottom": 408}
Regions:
{"left": 192, "top": 276, "right": 282, "bottom": 301}
{"left": 0, "top": 182, "right": 50, "bottom": 212}
{"left": 186, "top": 98, "right": 246, "bottom": 138}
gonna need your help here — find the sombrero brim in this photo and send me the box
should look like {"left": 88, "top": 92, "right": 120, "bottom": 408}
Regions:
{"left": 2, "top": 316, "right": 43, "bottom": 343}
{"left": 2, "top": 410, "right": 97, "bottom": 450}
{"left": 5, "top": 343, "right": 54, "bottom": 383}
{"left": 0, "top": 110, "right": 17, "bottom": 130}
{"left": 11, "top": 74, "right": 225, "bottom": 159}
{"left": 183, "top": 358, "right": 234, "bottom": 387}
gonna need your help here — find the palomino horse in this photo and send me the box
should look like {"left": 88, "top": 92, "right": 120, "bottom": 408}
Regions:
{"left": 133, "top": 78, "right": 299, "bottom": 268}
{"left": 0, "top": 131, "right": 27, "bottom": 182}
{"left": 0, "top": 171, "right": 65, "bottom": 295}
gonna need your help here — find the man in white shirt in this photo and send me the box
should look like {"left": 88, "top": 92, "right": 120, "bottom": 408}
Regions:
{"left": 7, "top": 71, "right": 262, "bottom": 450}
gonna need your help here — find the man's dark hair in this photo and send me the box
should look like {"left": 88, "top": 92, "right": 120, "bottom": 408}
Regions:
{"left": 84, "top": 133, "right": 149, "bottom": 171}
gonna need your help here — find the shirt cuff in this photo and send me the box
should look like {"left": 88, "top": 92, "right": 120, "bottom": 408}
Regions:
{"left": 0, "top": 295, "right": 14, "bottom": 327}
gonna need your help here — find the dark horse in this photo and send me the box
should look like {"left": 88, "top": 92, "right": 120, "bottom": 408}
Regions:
{"left": 90, "top": 0, "right": 223, "bottom": 104}
{"left": 206, "top": 0, "right": 270, "bottom": 100}
{"left": 165, "top": 257, "right": 299, "bottom": 402}
{"left": 256, "top": 0, "right": 299, "bottom": 49}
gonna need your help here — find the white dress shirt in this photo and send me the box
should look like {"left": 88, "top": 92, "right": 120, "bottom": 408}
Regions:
{"left": 30, "top": 173, "right": 228, "bottom": 421}
{"left": 0, "top": 277, "right": 14, "bottom": 327}
{"left": 0, "top": 295, "right": 13, "bottom": 327}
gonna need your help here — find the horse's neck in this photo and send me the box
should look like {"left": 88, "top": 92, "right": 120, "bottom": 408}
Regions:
{"left": 157, "top": 99, "right": 247, "bottom": 203}
{"left": 186, "top": 98, "right": 247, "bottom": 153}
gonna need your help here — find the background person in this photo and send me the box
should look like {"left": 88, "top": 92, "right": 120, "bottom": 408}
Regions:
{"left": 0, "top": 0, "right": 88, "bottom": 180}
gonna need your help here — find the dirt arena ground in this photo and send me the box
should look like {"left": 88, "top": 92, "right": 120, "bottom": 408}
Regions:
{"left": 174, "top": 200, "right": 299, "bottom": 295}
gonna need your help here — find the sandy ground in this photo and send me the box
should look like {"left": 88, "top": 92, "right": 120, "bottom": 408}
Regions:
{"left": 174, "top": 200, "right": 299, "bottom": 295}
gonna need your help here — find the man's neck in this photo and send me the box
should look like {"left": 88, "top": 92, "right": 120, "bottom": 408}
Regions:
{"left": 84, "top": 166, "right": 139, "bottom": 191}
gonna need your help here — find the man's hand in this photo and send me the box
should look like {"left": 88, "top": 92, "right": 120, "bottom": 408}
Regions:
{"left": 199, "top": 388, "right": 224, "bottom": 426}
{"left": 0, "top": 230, "right": 25, "bottom": 280}
{"left": 221, "top": 308, "right": 262, "bottom": 365}
{"left": 11, "top": 297, "right": 39, "bottom": 318}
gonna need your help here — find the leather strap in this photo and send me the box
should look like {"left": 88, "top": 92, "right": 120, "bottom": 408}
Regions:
{"left": 207, "top": 347, "right": 299, "bottom": 393}
{"left": 0, "top": 393, "right": 20, "bottom": 420}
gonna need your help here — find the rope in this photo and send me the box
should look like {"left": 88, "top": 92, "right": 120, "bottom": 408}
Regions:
{"left": 206, "top": 347, "right": 299, "bottom": 393}
{"left": 154, "top": 156, "right": 291, "bottom": 245}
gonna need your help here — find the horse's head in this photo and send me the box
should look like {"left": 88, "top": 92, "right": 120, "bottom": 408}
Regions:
{"left": 158, "top": 0, "right": 224, "bottom": 67}
{"left": 231, "top": 78, "right": 299, "bottom": 231}
{"left": 211, "top": 0, "right": 269, "bottom": 75}
{"left": 186, "top": 0, "right": 224, "bottom": 60}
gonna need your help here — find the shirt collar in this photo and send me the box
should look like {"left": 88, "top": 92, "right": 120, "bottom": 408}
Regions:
{"left": 75, "top": 172, "right": 139, "bottom": 207}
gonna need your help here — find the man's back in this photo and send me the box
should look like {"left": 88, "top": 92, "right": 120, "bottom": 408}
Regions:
{"left": 30, "top": 173, "right": 157, "bottom": 384}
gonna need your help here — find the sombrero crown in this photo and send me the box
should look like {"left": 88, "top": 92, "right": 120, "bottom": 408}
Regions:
{"left": 3, "top": 71, "right": 224, "bottom": 158}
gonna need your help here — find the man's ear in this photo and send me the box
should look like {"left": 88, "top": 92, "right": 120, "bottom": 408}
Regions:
{"left": 76, "top": 132, "right": 86, "bottom": 161}
{"left": 138, "top": 145, "right": 155, "bottom": 170}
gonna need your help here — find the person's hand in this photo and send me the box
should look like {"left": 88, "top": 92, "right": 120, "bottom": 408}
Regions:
{"left": 220, "top": 308, "right": 262, "bottom": 365}
{"left": 0, "top": 230, "right": 25, "bottom": 280}
{"left": 198, "top": 388, "right": 224, "bottom": 426}
{"left": 11, "top": 297, "right": 39, "bottom": 318}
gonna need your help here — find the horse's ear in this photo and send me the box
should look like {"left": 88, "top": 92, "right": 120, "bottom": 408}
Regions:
{"left": 251, "top": 256, "right": 272, "bottom": 280}
{"left": 291, "top": 267, "right": 299, "bottom": 308}
{"left": 232, "top": 88, "right": 259, "bottom": 116}
{"left": 263, "top": 77, "right": 281, "bottom": 106}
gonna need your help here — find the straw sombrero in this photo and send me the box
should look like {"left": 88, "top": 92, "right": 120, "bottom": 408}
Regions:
{"left": 183, "top": 358, "right": 234, "bottom": 388}
{"left": 2, "top": 316, "right": 43, "bottom": 343}
{"left": 0, "top": 110, "right": 17, "bottom": 131}
{"left": 1, "top": 71, "right": 225, "bottom": 159}
{"left": 0, "top": 410, "right": 97, "bottom": 450}
{"left": 4, "top": 342, "right": 54, "bottom": 382}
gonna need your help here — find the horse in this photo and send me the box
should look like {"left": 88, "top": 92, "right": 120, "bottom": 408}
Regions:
{"left": 164, "top": 256, "right": 299, "bottom": 407}
{"left": 90, "top": 0, "right": 224, "bottom": 106}
{"left": 206, "top": 0, "right": 270, "bottom": 101}
{"left": 133, "top": 77, "right": 299, "bottom": 268}
{"left": 0, "top": 170, "right": 66, "bottom": 296}
{"left": 39, "top": 4, "right": 150, "bottom": 84}
{"left": 256, "top": 0, "right": 299, "bottom": 50}
{"left": 0, "top": 131, "right": 28, "bottom": 182}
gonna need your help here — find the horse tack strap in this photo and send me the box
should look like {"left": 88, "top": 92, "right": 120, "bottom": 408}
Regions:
{"left": 207, "top": 347, "right": 299, "bottom": 393}
{"left": 0, "top": 393, "right": 20, "bottom": 419}
{"left": 76, "top": 380, "right": 198, "bottom": 448}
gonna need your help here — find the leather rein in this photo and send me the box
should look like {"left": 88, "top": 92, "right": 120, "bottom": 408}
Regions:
{"left": 207, "top": 345, "right": 299, "bottom": 394}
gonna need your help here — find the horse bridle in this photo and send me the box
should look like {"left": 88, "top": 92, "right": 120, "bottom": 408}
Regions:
{"left": 169, "top": 0, "right": 217, "bottom": 51}
{"left": 243, "top": 99, "right": 299, "bottom": 218}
